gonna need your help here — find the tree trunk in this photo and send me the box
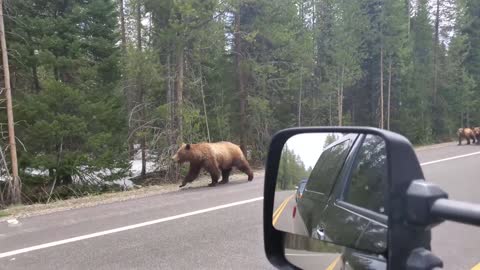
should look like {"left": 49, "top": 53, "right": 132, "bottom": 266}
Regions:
{"left": 119, "top": 0, "right": 134, "bottom": 159}
{"left": 432, "top": 0, "right": 440, "bottom": 135}
{"left": 387, "top": 58, "right": 392, "bottom": 130}
{"left": 119, "top": 0, "right": 127, "bottom": 51}
{"left": 167, "top": 55, "right": 175, "bottom": 144}
{"left": 167, "top": 53, "right": 179, "bottom": 182}
{"left": 337, "top": 78, "right": 341, "bottom": 126}
{"left": 136, "top": 2, "right": 147, "bottom": 177}
{"left": 341, "top": 65, "right": 344, "bottom": 125}
{"left": 329, "top": 93, "right": 332, "bottom": 126}
{"left": 406, "top": 0, "right": 411, "bottom": 38}
{"left": 466, "top": 111, "right": 470, "bottom": 127}
{"left": 298, "top": 65, "right": 303, "bottom": 127}
{"left": 0, "top": 0, "right": 21, "bottom": 204}
{"left": 337, "top": 66, "right": 344, "bottom": 126}
{"left": 199, "top": 65, "right": 211, "bottom": 142}
{"left": 379, "top": 44, "right": 384, "bottom": 129}
{"left": 433, "top": 0, "right": 440, "bottom": 107}
{"left": 175, "top": 43, "right": 184, "bottom": 145}
{"left": 234, "top": 9, "right": 247, "bottom": 155}
{"left": 32, "top": 62, "right": 40, "bottom": 93}
{"left": 136, "top": 3, "right": 142, "bottom": 51}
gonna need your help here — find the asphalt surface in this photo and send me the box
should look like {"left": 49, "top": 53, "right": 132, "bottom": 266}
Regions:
{"left": 0, "top": 141, "right": 479, "bottom": 269}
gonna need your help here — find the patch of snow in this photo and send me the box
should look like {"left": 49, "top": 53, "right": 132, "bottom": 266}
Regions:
{"left": 6, "top": 219, "right": 19, "bottom": 226}
{"left": 129, "top": 159, "right": 157, "bottom": 177}
{"left": 17, "top": 159, "right": 158, "bottom": 190}
{"left": 113, "top": 178, "right": 134, "bottom": 189}
{"left": 24, "top": 168, "right": 49, "bottom": 176}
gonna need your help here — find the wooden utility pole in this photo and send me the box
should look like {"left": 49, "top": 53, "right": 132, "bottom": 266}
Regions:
{"left": 0, "top": 0, "right": 21, "bottom": 204}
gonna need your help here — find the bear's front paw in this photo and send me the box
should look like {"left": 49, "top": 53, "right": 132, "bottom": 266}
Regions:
{"left": 208, "top": 182, "right": 217, "bottom": 187}
{"left": 179, "top": 183, "right": 186, "bottom": 188}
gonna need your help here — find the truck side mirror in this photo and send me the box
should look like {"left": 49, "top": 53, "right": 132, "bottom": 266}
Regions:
{"left": 263, "top": 127, "right": 431, "bottom": 270}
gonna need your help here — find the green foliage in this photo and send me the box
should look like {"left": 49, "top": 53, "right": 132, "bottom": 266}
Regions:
{"left": 2, "top": 0, "right": 480, "bottom": 204}
{"left": 5, "top": 0, "right": 128, "bottom": 193}
{"left": 277, "top": 146, "right": 312, "bottom": 190}
{"left": 16, "top": 81, "right": 128, "bottom": 184}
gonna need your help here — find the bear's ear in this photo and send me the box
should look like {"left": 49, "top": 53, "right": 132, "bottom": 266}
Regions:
{"left": 186, "top": 144, "right": 191, "bottom": 150}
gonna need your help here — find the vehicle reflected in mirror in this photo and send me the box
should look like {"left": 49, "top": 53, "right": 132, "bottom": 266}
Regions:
{"left": 273, "top": 132, "right": 389, "bottom": 269}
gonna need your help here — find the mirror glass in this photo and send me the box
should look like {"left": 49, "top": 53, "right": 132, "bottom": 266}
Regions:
{"left": 273, "top": 132, "right": 388, "bottom": 269}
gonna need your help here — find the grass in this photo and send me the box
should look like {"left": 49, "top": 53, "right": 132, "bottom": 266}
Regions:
{"left": 0, "top": 210, "right": 9, "bottom": 218}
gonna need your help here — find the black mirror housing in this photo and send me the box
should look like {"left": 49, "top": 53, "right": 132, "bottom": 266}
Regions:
{"left": 263, "top": 127, "right": 432, "bottom": 270}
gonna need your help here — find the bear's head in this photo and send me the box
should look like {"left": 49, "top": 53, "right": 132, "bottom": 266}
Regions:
{"left": 474, "top": 127, "right": 480, "bottom": 136}
{"left": 172, "top": 143, "right": 191, "bottom": 163}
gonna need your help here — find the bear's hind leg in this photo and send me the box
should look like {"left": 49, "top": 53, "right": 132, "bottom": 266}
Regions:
{"left": 208, "top": 171, "right": 220, "bottom": 187}
{"left": 237, "top": 159, "right": 254, "bottom": 181}
{"left": 220, "top": 169, "right": 232, "bottom": 184}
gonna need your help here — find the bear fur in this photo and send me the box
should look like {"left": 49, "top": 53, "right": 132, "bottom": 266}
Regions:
{"left": 473, "top": 127, "right": 480, "bottom": 144}
{"left": 172, "top": 142, "right": 254, "bottom": 188}
{"left": 457, "top": 128, "right": 476, "bottom": 145}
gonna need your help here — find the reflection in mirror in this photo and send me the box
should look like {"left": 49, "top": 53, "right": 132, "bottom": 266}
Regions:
{"left": 284, "top": 233, "right": 387, "bottom": 270}
{"left": 284, "top": 233, "right": 343, "bottom": 270}
{"left": 273, "top": 132, "right": 388, "bottom": 269}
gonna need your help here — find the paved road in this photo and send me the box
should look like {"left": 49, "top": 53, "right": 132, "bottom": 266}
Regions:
{"left": 0, "top": 142, "right": 479, "bottom": 269}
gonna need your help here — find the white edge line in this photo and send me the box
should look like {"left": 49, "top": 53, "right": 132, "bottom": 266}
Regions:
{"left": 420, "top": 151, "right": 480, "bottom": 166}
{"left": 0, "top": 197, "right": 263, "bottom": 259}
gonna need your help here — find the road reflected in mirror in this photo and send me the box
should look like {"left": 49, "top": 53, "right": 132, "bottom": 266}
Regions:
{"left": 284, "top": 233, "right": 343, "bottom": 269}
{"left": 273, "top": 132, "right": 389, "bottom": 269}
{"left": 285, "top": 233, "right": 387, "bottom": 270}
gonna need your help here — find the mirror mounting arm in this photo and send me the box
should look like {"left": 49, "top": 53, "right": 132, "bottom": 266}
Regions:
{"left": 431, "top": 198, "right": 480, "bottom": 226}
{"left": 407, "top": 180, "right": 480, "bottom": 227}
{"left": 407, "top": 179, "right": 480, "bottom": 270}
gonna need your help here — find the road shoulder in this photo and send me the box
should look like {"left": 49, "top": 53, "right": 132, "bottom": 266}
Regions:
{"left": 0, "top": 169, "right": 265, "bottom": 221}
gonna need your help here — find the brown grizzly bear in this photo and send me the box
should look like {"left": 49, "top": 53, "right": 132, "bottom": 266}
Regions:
{"left": 457, "top": 128, "right": 476, "bottom": 145}
{"left": 172, "top": 142, "right": 254, "bottom": 188}
{"left": 474, "top": 127, "right": 480, "bottom": 144}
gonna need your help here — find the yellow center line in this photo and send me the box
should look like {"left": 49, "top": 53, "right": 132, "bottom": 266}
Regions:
{"left": 272, "top": 194, "right": 294, "bottom": 226}
{"left": 273, "top": 195, "right": 290, "bottom": 218}
{"left": 471, "top": 262, "right": 480, "bottom": 270}
{"left": 325, "top": 256, "right": 340, "bottom": 270}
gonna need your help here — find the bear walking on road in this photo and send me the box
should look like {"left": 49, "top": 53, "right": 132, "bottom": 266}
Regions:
{"left": 172, "top": 142, "right": 254, "bottom": 188}
{"left": 457, "top": 128, "right": 476, "bottom": 145}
